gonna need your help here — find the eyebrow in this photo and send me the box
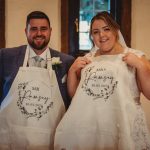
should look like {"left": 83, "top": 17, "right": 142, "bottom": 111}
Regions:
{"left": 92, "top": 25, "right": 109, "bottom": 30}
{"left": 30, "top": 25, "right": 48, "bottom": 28}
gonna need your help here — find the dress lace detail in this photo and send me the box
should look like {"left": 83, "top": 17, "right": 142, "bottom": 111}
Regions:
{"left": 132, "top": 106, "right": 150, "bottom": 150}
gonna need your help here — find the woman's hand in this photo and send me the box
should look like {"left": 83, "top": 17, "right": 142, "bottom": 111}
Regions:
{"left": 123, "top": 52, "right": 150, "bottom": 99}
{"left": 67, "top": 56, "right": 91, "bottom": 98}
{"left": 122, "top": 52, "right": 142, "bottom": 68}
{"left": 69, "top": 56, "right": 91, "bottom": 78}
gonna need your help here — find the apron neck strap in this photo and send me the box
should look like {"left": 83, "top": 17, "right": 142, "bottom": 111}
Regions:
{"left": 46, "top": 50, "right": 53, "bottom": 70}
{"left": 23, "top": 45, "right": 30, "bottom": 67}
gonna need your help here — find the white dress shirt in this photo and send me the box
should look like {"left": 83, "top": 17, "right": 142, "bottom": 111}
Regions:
{"left": 28, "top": 45, "right": 49, "bottom": 68}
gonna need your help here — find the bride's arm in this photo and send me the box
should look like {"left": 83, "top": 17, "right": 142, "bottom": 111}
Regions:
{"left": 67, "top": 56, "right": 91, "bottom": 98}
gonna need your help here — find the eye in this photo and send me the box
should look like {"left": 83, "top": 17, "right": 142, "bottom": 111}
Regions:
{"left": 103, "top": 27, "right": 110, "bottom": 32}
{"left": 40, "top": 27, "right": 48, "bottom": 31}
{"left": 29, "top": 27, "right": 48, "bottom": 32}
{"left": 30, "top": 27, "right": 38, "bottom": 32}
{"left": 92, "top": 30, "right": 99, "bottom": 35}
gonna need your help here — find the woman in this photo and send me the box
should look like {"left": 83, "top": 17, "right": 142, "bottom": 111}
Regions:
{"left": 54, "top": 11, "right": 150, "bottom": 150}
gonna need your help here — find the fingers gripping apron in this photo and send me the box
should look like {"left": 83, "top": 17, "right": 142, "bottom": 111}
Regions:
{"left": 0, "top": 48, "right": 65, "bottom": 150}
{"left": 55, "top": 54, "right": 150, "bottom": 150}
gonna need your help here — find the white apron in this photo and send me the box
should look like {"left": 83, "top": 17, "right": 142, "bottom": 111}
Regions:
{"left": 54, "top": 50, "right": 150, "bottom": 150}
{"left": 0, "top": 48, "right": 65, "bottom": 150}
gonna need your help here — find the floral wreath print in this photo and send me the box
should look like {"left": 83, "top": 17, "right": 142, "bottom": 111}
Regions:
{"left": 17, "top": 81, "right": 53, "bottom": 120}
{"left": 81, "top": 65, "right": 118, "bottom": 101}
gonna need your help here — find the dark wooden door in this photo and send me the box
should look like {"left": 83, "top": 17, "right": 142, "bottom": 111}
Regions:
{"left": 0, "top": 0, "right": 5, "bottom": 48}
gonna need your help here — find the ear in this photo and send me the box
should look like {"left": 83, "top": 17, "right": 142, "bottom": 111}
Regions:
{"left": 25, "top": 28, "right": 27, "bottom": 35}
{"left": 49, "top": 27, "right": 52, "bottom": 36}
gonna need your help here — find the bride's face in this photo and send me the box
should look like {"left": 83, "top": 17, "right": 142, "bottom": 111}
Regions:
{"left": 91, "top": 19, "right": 117, "bottom": 55}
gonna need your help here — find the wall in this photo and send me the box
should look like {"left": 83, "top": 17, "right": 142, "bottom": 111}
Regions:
{"left": 132, "top": 0, "right": 150, "bottom": 129}
{"left": 5, "top": 0, "right": 61, "bottom": 50}
{"left": 132, "top": 0, "right": 150, "bottom": 58}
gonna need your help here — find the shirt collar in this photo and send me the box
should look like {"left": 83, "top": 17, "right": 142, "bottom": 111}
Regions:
{"left": 28, "top": 45, "right": 49, "bottom": 61}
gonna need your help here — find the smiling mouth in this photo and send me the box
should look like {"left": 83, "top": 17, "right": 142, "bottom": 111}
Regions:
{"left": 35, "top": 37, "right": 44, "bottom": 40}
{"left": 34, "top": 37, "right": 45, "bottom": 43}
{"left": 35, "top": 38, "right": 43, "bottom": 41}
{"left": 34, "top": 35, "right": 45, "bottom": 39}
{"left": 100, "top": 38, "right": 108, "bottom": 43}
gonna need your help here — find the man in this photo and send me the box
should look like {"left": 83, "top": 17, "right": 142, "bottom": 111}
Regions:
{"left": 0, "top": 11, "right": 74, "bottom": 149}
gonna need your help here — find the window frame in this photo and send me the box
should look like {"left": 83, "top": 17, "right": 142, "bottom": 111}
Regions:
{"left": 61, "top": 0, "right": 131, "bottom": 57}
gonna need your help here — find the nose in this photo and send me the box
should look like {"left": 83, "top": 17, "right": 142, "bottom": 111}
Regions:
{"left": 99, "top": 30, "right": 105, "bottom": 37}
{"left": 37, "top": 29, "right": 42, "bottom": 35}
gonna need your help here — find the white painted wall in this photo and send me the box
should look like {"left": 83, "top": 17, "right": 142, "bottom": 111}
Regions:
{"left": 132, "top": 0, "right": 150, "bottom": 59}
{"left": 132, "top": 0, "right": 150, "bottom": 130}
{"left": 5, "top": 0, "right": 61, "bottom": 50}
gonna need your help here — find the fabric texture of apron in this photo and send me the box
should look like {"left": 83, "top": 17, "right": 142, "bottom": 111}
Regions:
{"left": 54, "top": 48, "right": 150, "bottom": 150}
{"left": 0, "top": 47, "right": 65, "bottom": 150}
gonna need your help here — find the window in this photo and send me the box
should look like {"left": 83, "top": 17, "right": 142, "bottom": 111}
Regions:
{"left": 79, "top": 0, "right": 110, "bottom": 50}
{"left": 61, "top": 0, "right": 131, "bottom": 57}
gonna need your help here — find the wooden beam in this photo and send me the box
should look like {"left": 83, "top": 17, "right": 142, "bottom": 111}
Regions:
{"left": 0, "top": 0, "right": 5, "bottom": 48}
{"left": 61, "top": 0, "right": 69, "bottom": 53}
